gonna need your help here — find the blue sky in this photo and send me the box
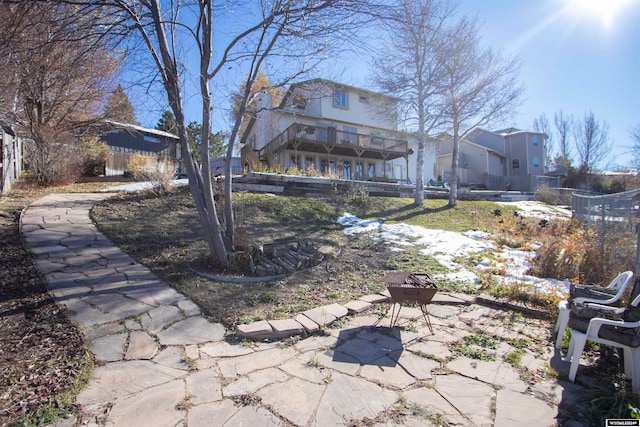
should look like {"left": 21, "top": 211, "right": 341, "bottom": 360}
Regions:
{"left": 452, "top": 0, "right": 640, "bottom": 169}
{"left": 133, "top": 0, "right": 639, "bottom": 169}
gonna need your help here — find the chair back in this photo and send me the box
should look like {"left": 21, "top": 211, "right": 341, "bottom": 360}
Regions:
{"left": 607, "top": 271, "right": 634, "bottom": 292}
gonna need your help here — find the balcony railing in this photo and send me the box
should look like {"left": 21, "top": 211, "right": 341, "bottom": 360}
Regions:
{"left": 257, "top": 123, "right": 409, "bottom": 161}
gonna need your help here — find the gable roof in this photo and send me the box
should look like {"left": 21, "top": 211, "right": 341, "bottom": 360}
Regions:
{"left": 278, "top": 78, "right": 399, "bottom": 108}
{"left": 104, "top": 120, "right": 180, "bottom": 140}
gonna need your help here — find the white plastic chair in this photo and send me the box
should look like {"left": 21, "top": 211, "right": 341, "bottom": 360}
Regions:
{"left": 554, "top": 271, "right": 634, "bottom": 349}
{"left": 564, "top": 290, "right": 640, "bottom": 392}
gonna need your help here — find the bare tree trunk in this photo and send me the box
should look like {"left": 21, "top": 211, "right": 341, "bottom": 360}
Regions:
{"left": 448, "top": 119, "right": 460, "bottom": 207}
{"left": 148, "top": 0, "right": 228, "bottom": 266}
{"left": 414, "top": 94, "right": 426, "bottom": 206}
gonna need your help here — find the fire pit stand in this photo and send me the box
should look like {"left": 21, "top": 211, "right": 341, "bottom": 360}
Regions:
{"left": 380, "top": 272, "right": 437, "bottom": 334}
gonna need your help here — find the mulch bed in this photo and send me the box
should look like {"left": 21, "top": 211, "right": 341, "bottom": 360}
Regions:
{"left": 0, "top": 193, "right": 89, "bottom": 426}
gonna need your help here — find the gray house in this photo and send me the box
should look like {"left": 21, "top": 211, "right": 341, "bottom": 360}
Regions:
{"left": 436, "top": 127, "right": 547, "bottom": 192}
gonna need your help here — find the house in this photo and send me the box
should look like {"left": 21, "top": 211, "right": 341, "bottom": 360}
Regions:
{"left": 1, "top": 121, "right": 23, "bottom": 195}
{"left": 435, "top": 128, "right": 547, "bottom": 192}
{"left": 240, "top": 79, "right": 415, "bottom": 183}
{"left": 99, "top": 121, "right": 183, "bottom": 176}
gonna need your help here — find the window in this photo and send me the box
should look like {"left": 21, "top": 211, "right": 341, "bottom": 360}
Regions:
{"left": 343, "top": 162, "right": 351, "bottom": 179}
{"left": 512, "top": 159, "right": 520, "bottom": 169}
{"left": 368, "top": 163, "right": 375, "bottom": 178}
{"left": 371, "top": 132, "right": 383, "bottom": 144}
{"left": 249, "top": 134, "right": 256, "bottom": 148}
{"left": 333, "top": 89, "right": 348, "bottom": 109}
{"left": 533, "top": 157, "right": 540, "bottom": 168}
{"left": 359, "top": 95, "right": 369, "bottom": 104}
{"left": 532, "top": 135, "right": 539, "bottom": 146}
{"left": 355, "top": 163, "right": 364, "bottom": 179}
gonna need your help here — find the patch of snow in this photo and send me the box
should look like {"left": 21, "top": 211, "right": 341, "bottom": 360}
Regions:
{"left": 496, "top": 200, "right": 571, "bottom": 220}
{"left": 338, "top": 211, "right": 568, "bottom": 296}
{"left": 100, "top": 179, "right": 189, "bottom": 193}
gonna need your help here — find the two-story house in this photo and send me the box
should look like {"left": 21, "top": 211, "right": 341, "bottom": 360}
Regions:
{"left": 436, "top": 128, "right": 547, "bottom": 192}
{"left": 240, "top": 79, "right": 416, "bottom": 183}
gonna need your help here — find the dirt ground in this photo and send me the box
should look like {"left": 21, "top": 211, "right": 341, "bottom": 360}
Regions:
{"left": 0, "top": 190, "right": 89, "bottom": 426}
{"left": 91, "top": 187, "right": 406, "bottom": 327}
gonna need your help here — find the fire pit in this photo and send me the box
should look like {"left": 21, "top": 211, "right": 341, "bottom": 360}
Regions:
{"left": 383, "top": 272, "right": 437, "bottom": 333}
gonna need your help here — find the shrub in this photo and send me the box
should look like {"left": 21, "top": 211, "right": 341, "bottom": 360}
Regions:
{"left": 80, "top": 137, "right": 109, "bottom": 176}
{"left": 127, "top": 153, "right": 175, "bottom": 194}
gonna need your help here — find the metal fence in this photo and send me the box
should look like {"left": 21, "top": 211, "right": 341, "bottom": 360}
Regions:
{"left": 572, "top": 190, "right": 640, "bottom": 258}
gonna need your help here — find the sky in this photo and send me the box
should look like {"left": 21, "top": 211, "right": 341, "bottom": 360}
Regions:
{"left": 132, "top": 0, "right": 639, "bottom": 170}
{"left": 452, "top": 0, "right": 640, "bottom": 170}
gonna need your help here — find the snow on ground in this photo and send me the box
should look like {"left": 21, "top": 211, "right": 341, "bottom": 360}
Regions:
{"left": 100, "top": 179, "right": 189, "bottom": 193}
{"left": 338, "top": 200, "right": 571, "bottom": 296}
{"left": 497, "top": 200, "right": 572, "bottom": 221}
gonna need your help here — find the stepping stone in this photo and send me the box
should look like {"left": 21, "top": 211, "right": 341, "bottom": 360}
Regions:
{"left": 268, "top": 319, "right": 304, "bottom": 338}
{"left": 177, "top": 299, "right": 201, "bottom": 316}
{"left": 236, "top": 320, "right": 273, "bottom": 340}
{"left": 81, "top": 293, "right": 153, "bottom": 319}
{"left": 293, "top": 335, "right": 337, "bottom": 353}
{"left": 397, "top": 351, "right": 441, "bottom": 380}
{"left": 360, "top": 294, "right": 390, "bottom": 303}
{"left": 301, "top": 303, "right": 348, "bottom": 327}
{"left": 153, "top": 346, "right": 191, "bottom": 371}
{"left": 344, "top": 300, "right": 372, "bottom": 314}
{"left": 294, "top": 314, "right": 319, "bottom": 333}
{"left": 279, "top": 355, "right": 333, "bottom": 384}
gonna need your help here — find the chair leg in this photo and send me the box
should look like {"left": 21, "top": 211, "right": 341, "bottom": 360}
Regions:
{"left": 633, "top": 349, "right": 640, "bottom": 394}
{"left": 554, "top": 301, "right": 569, "bottom": 333}
{"left": 564, "top": 334, "right": 575, "bottom": 362}
{"left": 623, "top": 348, "right": 633, "bottom": 380}
{"left": 555, "top": 304, "right": 571, "bottom": 349}
{"left": 568, "top": 331, "right": 587, "bottom": 383}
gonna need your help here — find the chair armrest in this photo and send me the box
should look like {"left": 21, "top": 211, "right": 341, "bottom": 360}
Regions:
{"left": 584, "top": 303, "right": 623, "bottom": 311}
{"left": 586, "top": 318, "right": 640, "bottom": 338}
{"left": 573, "top": 296, "right": 617, "bottom": 305}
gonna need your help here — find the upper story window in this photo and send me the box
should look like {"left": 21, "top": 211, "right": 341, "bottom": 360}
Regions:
{"left": 333, "top": 89, "right": 348, "bottom": 109}
{"left": 512, "top": 159, "right": 520, "bottom": 169}
{"left": 532, "top": 135, "right": 539, "bottom": 146}
{"left": 533, "top": 157, "right": 540, "bottom": 167}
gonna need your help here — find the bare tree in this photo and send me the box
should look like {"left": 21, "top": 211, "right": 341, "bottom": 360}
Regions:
{"left": 0, "top": 2, "right": 119, "bottom": 184}
{"left": 574, "top": 110, "right": 611, "bottom": 174}
{"left": 371, "top": 0, "right": 455, "bottom": 206}
{"left": 440, "top": 17, "right": 524, "bottom": 207}
{"left": 631, "top": 124, "right": 640, "bottom": 168}
{"left": 533, "top": 113, "right": 553, "bottom": 168}
{"left": 554, "top": 109, "right": 572, "bottom": 169}
{"left": 85, "top": 0, "right": 377, "bottom": 267}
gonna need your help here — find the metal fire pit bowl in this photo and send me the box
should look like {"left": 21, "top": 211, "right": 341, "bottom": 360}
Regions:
{"left": 382, "top": 272, "right": 438, "bottom": 333}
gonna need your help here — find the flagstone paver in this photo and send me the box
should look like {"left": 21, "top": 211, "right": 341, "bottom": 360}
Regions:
{"left": 494, "top": 389, "right": 558, "bottom": 427}
{"left": 258, "top": 377, "right": 325, "bottom": 426}
{"left": 21, "top": 193, "right": 577, "bottom": 426}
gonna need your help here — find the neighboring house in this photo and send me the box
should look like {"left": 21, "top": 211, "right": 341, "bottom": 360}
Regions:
{"left": 1, "top": 121, "right": 23, "bottom": 195}
{"left": 240, "top": 79, "right": 415, "bottom": 183}
{"left": 435, "top": 128, "right": 547, "bottom": 192}
{"left": 99, "top": 121, "right": 182, "bottom": 176}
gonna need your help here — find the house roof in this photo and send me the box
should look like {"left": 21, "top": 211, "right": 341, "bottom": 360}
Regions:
{"left": 105, "top": 120, "right": 180, "bottom": 140}
{"left": 278, "top": 78, "right": 399, "bottom": 108}
{"left": 438, "top": 133, "right": 507, "bottom": 158}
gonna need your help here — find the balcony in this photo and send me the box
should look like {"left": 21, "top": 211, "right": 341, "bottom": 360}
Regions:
{"left": 257, "top": 123, "right": 409, "bottom": 162}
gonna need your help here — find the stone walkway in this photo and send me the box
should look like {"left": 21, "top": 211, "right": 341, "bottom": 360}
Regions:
{"left": 22, "top": 193, "right": 588, "bottom": 427}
